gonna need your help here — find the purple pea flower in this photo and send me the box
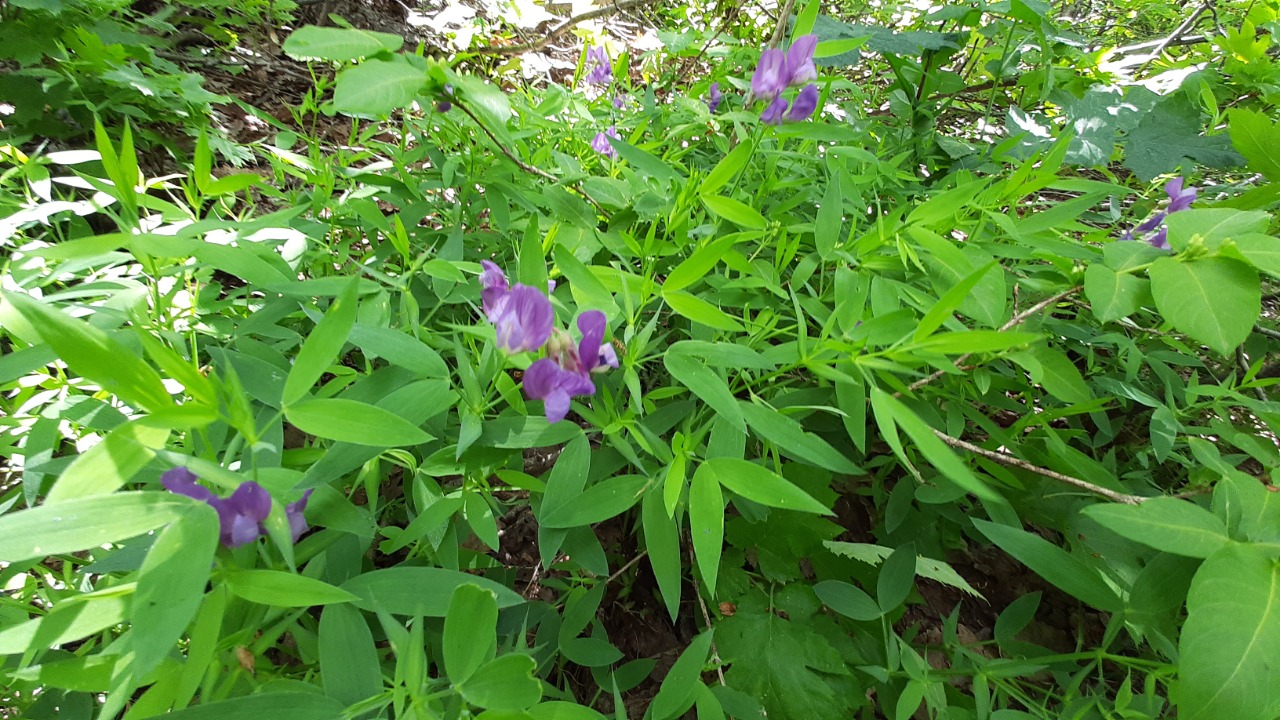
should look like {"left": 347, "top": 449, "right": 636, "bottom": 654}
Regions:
{"left": 592, "top": 126, "right": 620, "bottom": 158}
{"left": 785, "top": 84, "right": 819, "bottom": 122}
{"left": 481, "top": 262, "right": 554, "bottom": 354}
{"left": 1166, "top": 177, "right": 1196, "bottom": 212}
{"left": 1122, "top": 177, "right": 1196, "bottom": 250}
{"left": 162, "top": 468, "right": 312, "bottom": 547}
{"left": 584, "top": 46, "right": 613, "bottom": 86}
{"left": 522, "top": 311, "right": 618, "bottom": 423}
{"left": 613, "top": 94, "right": 625, "bottom": 110}
{"left": 785, "top": 35, "right": 819, "bottom": 86}
{"left": 706, "top": 82, "right": 723, "bottom": 113}
{"left": 751, "top": 48, "right": 789, "bottom": 100}
{"left": 761, "top": 95, "right": 788, "bottom": 125}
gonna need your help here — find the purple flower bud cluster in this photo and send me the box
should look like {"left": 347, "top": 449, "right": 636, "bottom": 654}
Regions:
{"left": 750, "top": 35, "right": 820, "bottom": 125}
{"left": 162, "top": 467, "right": 312, "bottom": 548}
{"left": 584, "top": 46, "right": 613, "bottom": 86}
{"left": 591, "top": 125, "right": 621, "bottom": 158}
{"left": 1123, "top": 178, "right": 1197, "bottom": 250}
{"left": 481, "top": 262, "right": 619, "bottom": 423}
{"left": 706, "top": 82, "right": 723, "bottom": 113}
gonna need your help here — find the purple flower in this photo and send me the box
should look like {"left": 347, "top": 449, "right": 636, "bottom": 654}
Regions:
{"left": 785, "top": 84, "right": 819, "bottom": 122}
{"left": 613, "top": 94, "right": 625, "bottom": 110}
{"left": 1166, "top": 177, "right": 1196, "bottom": 213}
{"left": 162, "top": 468, "right": 312, "bottom": 547}
{"left": 706, "top": 82, "right": 723, "bottom": 113}
{"left": 436, "top": 83, "right": 454, "bottom": 113}
{"left": 751, "top": 48, "right": 788, "bottom": 100}
{"left": 761, "top": 95, "right": 788, "bottom": 125}
{"left": 480, "top": 260, "right": 509, "bottom": 318}
{"left": 592, "top": 126, "right": 620, "bottom": 158}
{"left": 480, "top": 262, "right": 555, "bottom": 353}
{"left": 522, "top": 311, "right": 618, "bottom": 423}
{"left": 584, "top": 46, "right": 613, "bottom": 86}
{"left": 1148, "top": 228, "right": 1170, "bottom": 251}
{"left": 785, "top": 35, "right": 819, "bottom": 86}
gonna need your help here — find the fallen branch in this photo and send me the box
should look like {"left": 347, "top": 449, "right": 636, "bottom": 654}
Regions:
{"left": 472, "top": 0, "right": 655, "bottom": 56}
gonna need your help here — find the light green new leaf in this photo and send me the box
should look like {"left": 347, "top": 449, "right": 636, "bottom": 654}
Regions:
{"left": 282, "top": 25, "right": 404, "bottom": 61}
{"left": 539, "top": 475, "right": 648, "bottom": 528}
{"left": 1083, "top": 498, "right": 1228, "bottom": 558}
{"left": 444, "top": 584, "right": 498, "bottom": 684}
{"left": 282, "top": 279, "right": 359, "bottom": 406}
{"left": 1084, "top": 264, "right": 1150, "bottom": 323}
{"left": 225, "top": 570, "right": 358, "bottom": 607}
{"left": 664, "top": 354, "right": 745, "bottom": 433}
{"left": 1233, "top": 233, "right": 1280, "bottom": 279}
{"left": 1178, "top": 544, "right": 1280, "bottom": 720}
{"left": 0, "top": 492, "right": 194, "bottom": 563}
{"left": 1149, "top": 257, "right": 1260, "bottom": 356}
{"left": 319, "top": 603, "right": 383, "bottom": 705}
{"left": 459, "top": 654, "right": 543, "bottom": 711}
{"left": 701, "top": 194, "right": 767, "bottom": 230}
{"left": 333, "top": 56, "right": 427, "bottom": 117}
{"left": 1229, "top": 108, "right": 1280, "bottom": 181}
{"left": 701, "top": 457, "right": 831, "bottom": 515}
{"left": 0, "top": 290, "right": 173, "bottom": 413}
{"left": 739, "top": 401, "right": 861, "bottom": 474}
{"left": 972, "top": 519, "right": 1121, "bottom": 611}
{"left": 689, "top": 464, "right": 724, "bottom": 596}
{"left": 285, "top": 398, "right": 433, "bottom": 447}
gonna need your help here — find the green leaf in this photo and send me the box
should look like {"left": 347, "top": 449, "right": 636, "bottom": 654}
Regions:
{"left": 0, "top": 290, "right": 173, "bottom": 413}
{"left": 609, "top": 139, "right": 682, "bottom": 183}
{"left": 348, "top": 324, "right": 448, "bottom": 378}
{"left": 1082, "top": 498, "right": 1229, "bottom": 558}
{"left": 824, "top": 541, "right": 984, "bottom": 598}
{"left": 1149, "top": 257, "right": 1260, "bottom": 356}
{"left": 0, "top": 591, "right": 130, "bottom": 656}
{"left": 285, "top": 398, "right": 433, "bottom": 446}
{"left": 689, "top": 463, "right": 724, "bottom": 596}
{"left": 283, "top": 279, "right": 359, "bottom": 406}
{"left": 700, "top": 143, "right": 752, "bottom": 195}
{"left": 225, "top": 570, "right": 359, "bottom": 607}
{"left": 1010, "top": 346, "right": 1093, "bottom": 405}
{"left": 539, "top": 475, "right": 648, "bottom": 528}
{"left": 869, "top": 390, "right": 999, "bottom": 501}
{"left": 642, "top": 489, "right": 682, "bottom": 622}
{"left": 444, "top": 584, "right": 498, "bottom": 684}
{"left": 0, "top": 492, "right": 194, "bottom": 563}
{"left": 1084, "top": 264, "right": 1150, "bottom": 323}
{"left": 528, "top": 702, "right": 608, "bottom": 720}
{"left": 282, "top": 25, "right": 404, "bottom": 61}
{"left": 46, "top": 422, "right": 169, "bottom": 502}
{"left": 1178, "top": 544, "right": 1280, "bottom": 720}
{"left": 813, "top": 580, "right": 882, "bottom": 621}
{"left": 319, "top": 603, "right": 383, "bottom": 705}
{"left": 650, "top": 630, "right": 714, "bottom": 720}
{"left": 739, "top": 401, "right": 861, "bottom": 475}
{"left": 1233, "top": 233, "right": 1280, "bottom": 279}
{"left": 117, "top": 505, "right": 218, "bottom": 697}
{"left": 342, "top": 567, "right": 523, "bottom": 616}
{"left": 701, "top": 458, "right": 831, "bottom": 515}
{"left": 914, "top": 261, "right": 997, "bottom": 341}
{"left": 701, "top": 194, "right": 767, "bottom": 230}
{"left": 972, "top": 519, "right": 1121, "bottom": 611}
{"left": 664, "top": 354, "right": 745, "bottom": 433}
{"left": 876, "top": 543, "right": 917, "bottom": 612}
{"left": 152, "top": 693, "right": 345, "bottom": 720}
{"left": 1163, "top": 209, "right": 1270, "bottom": 250}
{"left": 815, "top": 177, "right": 843, "bottom": 259}
{"left": 1228, "top": 108, "right": 1280, "bottom": 182}
{"left": 333, "top": 55, "right": 427, "bottom": 117}
{"left": 665, "top": 233, "right": 749, "bottom": 293}
{"left": 459, "top": 654, "right": 543, "bottom": 711}
{"left": 663, "top": 290, "right": 745, "bottom": 331}
{"left": 1123, "top": 95, "right": 1245, "bottom": 181}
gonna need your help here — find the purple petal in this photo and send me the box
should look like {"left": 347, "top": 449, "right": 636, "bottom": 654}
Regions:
{"left": 706, "top": 82, "right": 722, "bottom": 113}
{"left": 751, "top": 49, "right": 788, "bottom": 99}
{"left": 598, "top": 343, "right": 619, "bottom": 371}
{"left": 785, "top": 35, "right": 819, "bottom": 86}
{"left": 761, "top": 95, "right": 788, "bottom": 125}
{"left": 1148, "top": 228, "right": 1170, "bottom": 250}
{"left": 1135, "top": 211, "right": 1166, "bottom": 234}
{"left": 785, "top": 84, "right": 819, "bottom": 122}
{"left": 592, "top": 131, "right": 618, "bottom": 158}
{"left": 480, "top": 261, "right": 509, "bottom": 320}
{"left": 225, "top": 513, "right": 262, "bottom": 548}
{"left": 286, "top": 489, "right": 314, "bottom": 542}
{"left": 161, "top": 467, "right": 215, "bottom": 502}
{"left": 1166, "top": 178, "right": 1196, "bottom": 213}
{"left": 524, "top": 358, "right": 595, "bottom": 423}
{"left": 226, "top": 481, "right": 272, "bottom": 523}
{"left": 576, "top": 310, "right": 608, "bottom": 373}
{"left": 494, "top": 284, "right": 554, "bottom": 353}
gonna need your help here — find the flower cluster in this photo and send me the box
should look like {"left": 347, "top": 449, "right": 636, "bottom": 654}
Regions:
{"left": 162, "top": 467, "right": 312, "bottom": 548}
{"left": 481, "top": 262, "right": 618, "bottom": 423}
{"left": 591, "top": 125, "right": 621, "bottom": 159}
{"left": 706, "top": 82, "right": 723, "bottom": 113}
{"left": 1124, "top": 178, "right": 1197, "bottom": 250}
{"left": 584, "top": 46, "right": 613, "bottom": 86}
{"left": 750, "top": 35, "right": 820, "bottom": 125}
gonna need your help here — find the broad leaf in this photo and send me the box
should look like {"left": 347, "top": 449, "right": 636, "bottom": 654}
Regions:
{"left": 1083, "top": 498, "right": 1228, "bottom": 558}
{"left": 1149, "top": 257, "right": 1259, "bottom": 356}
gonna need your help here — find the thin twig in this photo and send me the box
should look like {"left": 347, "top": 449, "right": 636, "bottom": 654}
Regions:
{"left": 605, "top": 550, "right": 648, "bottom": 584}
{"left": 932, "top": 429, "right": 1149, "bottom": 505}
{"left": 1237, "top": 347, "right": 1269, "bottom": 402}
{"left": 1136, "top": 1, "right": 1210, "bottom": 76}
{"left": 687, "top": 536, "right": 727, "bottom": 686}
{"left": 1255, "top": 324, "right": 1280, "bottom": 341}
{"left": 766, "top": 0, "right": 798, "bottom": 49}
{"left": 901, "top": 286, "right": 1082, "bottom": 396}
{"left": 472, "top": 0, "right": 654, "bottom": 56}
{"left": 452, "top": 100, "right": 609, "bottom": 217}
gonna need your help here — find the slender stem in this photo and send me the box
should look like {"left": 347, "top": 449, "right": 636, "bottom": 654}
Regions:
{"left": 604, "top": 550, "right": 648, "bottom": 585}
{"left": 687, "top": 535, "right": 727, "bottom": 686}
